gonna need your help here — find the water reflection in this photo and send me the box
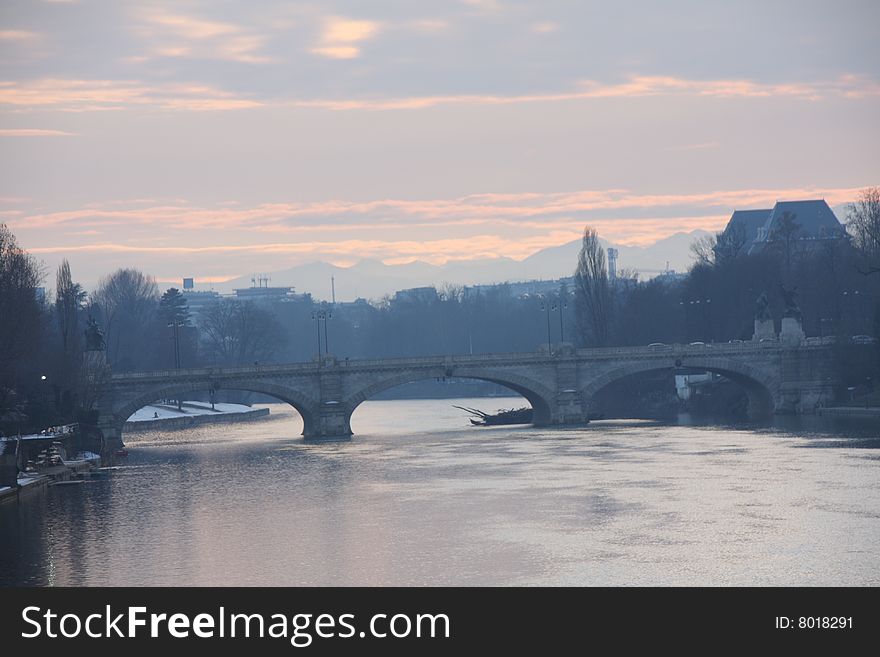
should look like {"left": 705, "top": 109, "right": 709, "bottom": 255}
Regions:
{"left": 1, "top": 399, "right": 878, "bottom": 586}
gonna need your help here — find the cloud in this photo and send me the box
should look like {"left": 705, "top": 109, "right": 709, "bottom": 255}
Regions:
{"left": 0, "top": 30, "right": 40, "bottom": 41}
{"left": 0, "top": 79, "right": 262, "bottom": 111}
{"left": 13, "top": 186, "right": 864, "bottom": 265}
{"left": 4, "top": 72, "right": 875, "bottom": 114}
{"left": 0, "top": 128, "right": 76, "bottom": 136}
{"left": 136, "top": 10, "right": 270, "bottom": 63}
{"left": 531, "top": 22, "right": 559, "bottom": 34}
{"left": 283, "top": 74, "right": 880, "bottom": 111}
{"left": 310, "top": 17, "right": 381, "bottom": 59}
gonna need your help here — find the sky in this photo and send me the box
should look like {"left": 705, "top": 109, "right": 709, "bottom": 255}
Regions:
{"left": 1, "top": 0, "right": 878, "bottom": 289}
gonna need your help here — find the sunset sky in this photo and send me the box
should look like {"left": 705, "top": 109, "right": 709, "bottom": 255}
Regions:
{"left": 1, "top": 0, "right": 878, "bottom": 287}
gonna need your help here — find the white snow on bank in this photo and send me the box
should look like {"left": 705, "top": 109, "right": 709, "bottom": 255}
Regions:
{"left": 126, "top": 402, "right": 259, "bottom": 422}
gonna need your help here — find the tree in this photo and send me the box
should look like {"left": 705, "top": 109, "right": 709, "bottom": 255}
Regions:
{"left": 847, "top": 186, "right": 880, "bottom": 275}
{"left": 199, "top": 299, "right": 286, "bottom": 366}
{"left": 714, "top": 222, "right": 748, "bottom": 263}
{"left": 55, "top": 260, "right": 86, "bottom": 354}
{"left": 768, "top": 211, "right": 802, "bottom": 280}
{"left": 54, "top": 260, "right": 87, "bottom": 418}
{"left": 0, "top": 224, "right": 48, "bottom": 432}
{"left": 574, "top": 226, "right": 612, "bottom": 347}
{"left": 690, "top": 234, "right": 717, "bottom": 267}
{"left": 0, "top": 224, "right": 44, "bottom": 381}
{"left": 159, "top": 287, "right": 191, "bottom": 325}
{"left": 91, "top": 268, "right": 159, "bottom": 370}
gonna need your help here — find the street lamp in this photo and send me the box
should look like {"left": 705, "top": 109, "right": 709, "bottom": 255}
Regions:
{"left": 168, "top": 320, "right": 185, "bottom": 410}
{"left": 539, "top": 297, "right": 555, "bottom": 354}
{"left": 557, "top": 298, "right": 568, "bottom": 344}
{"left": 311, "top": 310, "right": 331, "bottom": 360}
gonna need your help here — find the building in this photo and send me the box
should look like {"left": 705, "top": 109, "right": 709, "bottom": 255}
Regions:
{"left": 462, "top": 277, "right": 574, "bottom": 301}
{"left": 717, "top": 199, "right": 846, "bottom": 258}
{"left": 232, "top": 286, "right": 297, "bottom": 302}
{"left": 393, "top": 286, "right": 440, "bottom": 305}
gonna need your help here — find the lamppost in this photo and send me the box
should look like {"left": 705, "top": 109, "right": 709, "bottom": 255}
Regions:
{"left": 540, "top": 297, "right": 555, "bottom": 354}
{"left": 311, "top": 310, "right": 331, "bottom": 360}
{"left": 168, "top": 320, "right": 184, "bottom": 410}
{"left": 311, "top": 311, "right": 322, "bottom": 361}
{"left": 557, "top": 298, "right": 568, "bottom": 344}
{"left": 323, "top": 310, "right": 332, "bottom": 355}
{"left": 842, "top": 289, "right": 863, "bottom": 335}
{"left": 40, "top": 374, "right": 48, "bottom": 421}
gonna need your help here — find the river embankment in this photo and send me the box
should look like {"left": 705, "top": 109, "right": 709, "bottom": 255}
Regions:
{"left": 123, "top": 402, "right": 270, "bottom": 432}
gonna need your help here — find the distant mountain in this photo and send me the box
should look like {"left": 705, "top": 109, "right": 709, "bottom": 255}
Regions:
{"left": 220, "top": 229, "right": 712, "bottom": 301}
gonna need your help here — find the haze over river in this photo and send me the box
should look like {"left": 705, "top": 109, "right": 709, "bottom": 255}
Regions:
{"left": 2, "top": 399, "right": 878, "bottom": 586}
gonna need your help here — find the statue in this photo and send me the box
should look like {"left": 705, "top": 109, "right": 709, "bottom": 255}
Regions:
{"left": 84, "top": 315, "right": 106, "bottom": 351}
{"left": 754, "top": 291, "right": 771, "bottom": 321}
{"left": 780, "top": 284, "right": 802, "bottom": 322}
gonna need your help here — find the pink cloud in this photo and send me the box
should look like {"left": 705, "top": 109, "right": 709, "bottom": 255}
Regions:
{"left": 3, "top": 73, "right": 875, "bottom": 114}
{"left": 284, "top": 74, "right": 880, "bottom": 111}
{"left": 0, "top": 79, "right": 263, "bottom": 112}
{"left": 0, "top": 128, "right": 76, "bottom": 136}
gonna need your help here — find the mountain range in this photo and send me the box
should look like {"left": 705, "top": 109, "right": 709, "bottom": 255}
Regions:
{"left": 214, "top": 230, "right": 712, "bottom": 302}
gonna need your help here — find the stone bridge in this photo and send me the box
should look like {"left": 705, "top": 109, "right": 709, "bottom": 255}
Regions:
{"left": 95, "top": 341, "right": 838, "bottom": 448}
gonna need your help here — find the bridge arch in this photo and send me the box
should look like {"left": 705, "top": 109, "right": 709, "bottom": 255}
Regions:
{"left": 342, "top": 366, "right": 557, "bottom": 429}
{"left": 581, "top": 356, "right": 779, "bottom": 419}
{"left": 111, "top": 380, "right": 320, "bottom": 436}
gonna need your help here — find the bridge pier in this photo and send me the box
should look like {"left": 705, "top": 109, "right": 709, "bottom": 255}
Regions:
{"left": 546, "top": 389, "right": 592, "bottom": 426}
{"left": 302, "top": 403, "right": 353, "bottom": 442}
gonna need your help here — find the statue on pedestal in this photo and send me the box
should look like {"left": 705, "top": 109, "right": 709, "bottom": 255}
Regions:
{"left": 84, "top": 315, "right": 106, "bottom": 351}
{"left": 780, "top": 284, "right": 802, "bottom": 322}
{"left": 752, "top": 290, "right": 775, "bottom": 341}
{"left": 779, "top": 284, "right": 805, "bottom": 344}
{"left": 755, "top": 291, "right": 771, "bottom": 321}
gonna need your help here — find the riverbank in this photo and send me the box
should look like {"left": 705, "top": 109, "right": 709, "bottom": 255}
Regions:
{"left": 123, "top": 402, "right": 270, "bottom": 432}
{"left": 0, "top": 452, "right": 101, "bottom": 505}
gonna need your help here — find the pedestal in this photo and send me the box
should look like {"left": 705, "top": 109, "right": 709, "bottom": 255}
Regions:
{"left": 752, "top": 318, "right": 775, "bottom": 341}
{"left": 779, "top": 316, "right": 805, "bottom": 345}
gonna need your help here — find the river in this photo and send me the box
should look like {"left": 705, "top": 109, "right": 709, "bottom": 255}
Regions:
{"left": 2, "top": 398, "right": 878, "bottom": 586}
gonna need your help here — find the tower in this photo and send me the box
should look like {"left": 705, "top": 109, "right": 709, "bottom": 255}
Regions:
{"left": 607, "top": 248, "right": 618, "bottom": 280}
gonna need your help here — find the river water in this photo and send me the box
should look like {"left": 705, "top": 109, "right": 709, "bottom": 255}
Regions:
{"left": 2, "top": 398, "right": 879, "bottom": 586}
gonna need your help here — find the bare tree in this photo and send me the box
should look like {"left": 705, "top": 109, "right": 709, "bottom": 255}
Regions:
{"left": 574, "top": 226, "right": 612, "bottom": 346}
{"left": 199, "top": 299, "right": 286, "bottom": 366}
{"left": 768, "top": 211, "right": 802, "bottom": 279}
{"left": 53, "top": 260, "right": 87, "bottom": 415}
{"left": 690, "top": 234, "right": 717, "bottom": 267}
{"left": 0, "top": 224, "right": 44, "bottom": 380}
{"left": 0, "top": 225, "right": 46, "bottom": 432}
{"left": 847, "top": 186, "right": 880, "bottom": 275}
{"left": 91, "top": 268, "right": 159, "bottom": 369}
{"left": 55, "top": 260, "right": 86, "bottom": 354}
{"left": 714, "top": 222, "right": 748, "bottom": 263}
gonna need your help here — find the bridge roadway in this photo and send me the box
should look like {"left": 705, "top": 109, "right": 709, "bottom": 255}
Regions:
{"left": 95, "top": 341, "right": 838, "bottom": 446}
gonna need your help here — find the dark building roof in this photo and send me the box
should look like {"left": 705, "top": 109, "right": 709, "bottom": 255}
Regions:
{"left": 763, "top": 200, "right": 842, "bottom": 237}
{"left": 721, "top": 209, "right": 771, "bottom": 254}
{"left": 725, "top": 199, "right": 846, "bottom": 254}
